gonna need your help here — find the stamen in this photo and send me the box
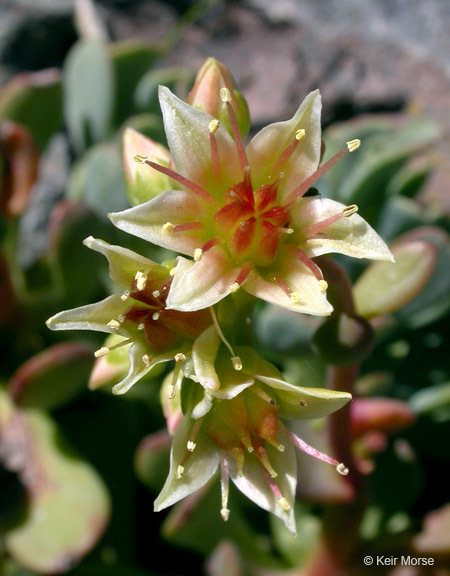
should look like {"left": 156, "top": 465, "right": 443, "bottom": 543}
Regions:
{"left": 177, "top": 465, "right": 184, "bottom": 479}
{"left": 318, "top": 279, "right": 328, "bottom": 293}
{"left": 173, "top": 222, "right": 204, "bottom": 232}
{"left": 201, "top": 237, "right": 221, "bottom": 253}
{"left": 278, "top": 227, "right": 294, "bottom": 234}
{"left": 220, "top": 87, "right": 249, "bottom": 174}
{"left": 134, "top": 154, "right": 147, "bottom": 164}
{"left": 144, "top": 159, "right": 217, "bottom": 203}
{"left": 121, "top": 290, "right": 130, "bottom": 302}
{"left": 138, "top": 323, "right": 145, "bottom": 330}
{"left": 290, "top": 292, "right": 301, "bottom": 304}
{"left": 231, "top": 262, "right": 253, "bottom": 290}
{"left": 273, "top": 129, "right": 306, "bottom": 173}
{"left": 280, "top": 422, "right": 347, "bottom": 473}
{"left": 142, "top": 354, "right": 151, "bottom": 366}
{"left": 272, "top": 275, "right": 292, "bottom": 297}
{"left": 278, "top": 497, "right": 291, "bottom": 511}
{"left": 152, "top": 290, "right": 160, "bottom": 298}
{"left": 174, "top": 352, "right": 186, "bottom": 363}
{"left": 194, "top": 248, "right": 203, "bottom": 262}
{"left": 283, "top": 143, "right": 356, "bottom": 206}
{"left": 337, "top": 463, "right": 349, "bottom": 476}
{"left": 301, "top": 206, "right": 358, "bottom": 238}
{"left": 343, "top": 204, "right": 358, "bottom": 217}
{"left": 209, "top": 120, "right": 221, "bottom": 181}
{"left": 187, "top": 418, "right": 203, "bottom": 452}
{"left": 163, "top": 222, "right": 175, "bottom": 233}
{"left": 229, "top": 282, "right": 240, "bottom": 293}
{"left": 292, "top": 247, "right": 323, "bottom": 280}
{"left": 134, "top": 271, "right": 147, "bottom": 291}
{"left": 94, "top": 346, "right": 109, "bottom": 358}
{"left": 261, "top": 464, "right": 290, "bottom": 511}
{"left": 107, "top": 319, "right": 120, "bottom": 330}
{"left": 169, "top": 267, "right": 177, "bottom": 277}
{"left": 253, "top": 439, "right": 278, "bottom": 478}
{"left": 118, "top": 314, "right": 125, "bottom": 322}
{"left": 346, "top": 139, "right": 361, "bottom": 152}
{"left": 152, "top": 312, "right": 160, "bottom": 321}
{"left": 249, "top": 386, "right": 275, "bottom": 405}
{"left": 210, "top": 307, "right": 242, "bottom": 371}
{"left": 168, "top": 363, "right": 183, "bottom": 399}
{"left": 220, "top": 457, "right": 230, "bottom": 522}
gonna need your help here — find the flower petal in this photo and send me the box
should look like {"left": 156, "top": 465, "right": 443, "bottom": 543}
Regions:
{"left": 159, "top": 86, "right": 241, "bottom": 196}
{"left": 166, "top": 247, "right": 241, "bottom": 312}
{"left": 246, "top": 90, "right": 321, "bottom": 202}
{"left": 254, "top": 374, "right": 352, "bottom": 420}
{"left": 226, "top": 442, "right": 297, "bottom": 534}
{"left": 112, "top": 342, "right": 173, "bottom": 395}
{"left": 83, "top": 236, "right": 165, "bottom": 290}
{"left": 154, "top": 413, "right": 220, "bottom": 511}
{"left": 46, "top": 296, "right": 131, "bottom": 336}
{"left": 109, "top": 190, "right": 207, "bottom": 256}
{"left": 192, "top": 326, "right": 221, "bottom": 391}
{"left": 244, "top": 246, "right": 333, "bottom": 316}
{"left": 292, "top": 197, "right": 394, "bottom": 261}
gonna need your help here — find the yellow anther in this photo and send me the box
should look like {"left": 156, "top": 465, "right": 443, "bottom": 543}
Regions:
{"left": 142, "top": 354, "right": 151, "bottom": 366}
{"left": 194, "top": 248, "right": 203, "bottom": 262}
{"left": 278, "top": 497, "right": 291, "bottom": 511}
{"left": 152, "top": 312, "right": 160, "bottom": 321}
{"left": 134, "top": 154, "right": 148, "bottom": 164}
{"left": 289, "top": 292, "right": 301, "bottom": 303}
{"left": 295, "top": 128, "right": 306, "bottom": 141}
{"left": 187, "top": 441, "right": 196, "bottom": 452}
{"left": 94, "top": 347, "right": 109, "bottom": 358}
{"left": 121, "top": 290, "right": 130, "bottom": 302}
{"left": 137, "top": 277, "right": 147, "bottom": 291}
{"left": 152, "top": 290, "right": 160, "bottom": 298}
{"left": 107, "top": 319, "right": 120, "bottom": 330}
{"left": 177, "top": 465, "right": 184, "bottom": 479}
{"left": 168, "top": 385, "right": 176, "bottom": 399}
{"left": 118, "top": 314, "right": 125, "bottom": 322}
{"left": 220, "top": 87, "right": 232, "bottom": 102}
{"left": 346, "top": 139, "right": 361, "bottom": 153}
{"left": 174, "top": 353, "right": 186, "bottom": 363}
{"left": 231, "top": 356, "right": 242, "bottom": 371}
{"left": 220, "top": 508, "right": 230, "bottom": 522}
{"left": 229, "top": 282, "right": 240, "bottom": 293}
{"left": 277, "top": 444, "right": 285, "bottom": 452}
{"left": 163, "top": 221, "right": 175, "bottom": 233}
{"left": 208, "top": 119, "right": 220, "bottom": 133}
{"left": 343, "top": 204, "right": 359, "bottom": 217}
{"left": 318, "top": 279, "right": 328, "bottom": 293}
{"left": 169, "top": 267, "right": 177, "bottom": 277}
{"left": 138, "top": 323, "right": 145, "bottom": 330}
{"left": 337, "top": 463, "right": 349, "bottom": 476}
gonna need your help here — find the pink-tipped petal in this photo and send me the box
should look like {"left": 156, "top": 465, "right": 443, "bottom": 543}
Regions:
{"left": 291, "top": 197, "right": 394, "bottom": 261}
{"left": 246, "top": 90, "right": 322, "bottom": 202}
{"left": 166, "top": 247, "right": 241, "bottom": 312}
{"left": 109, "top": 190, "right": 207, "bottom": 257}
{"left": 158, "top": 86, "right": 241, "bottom": 197}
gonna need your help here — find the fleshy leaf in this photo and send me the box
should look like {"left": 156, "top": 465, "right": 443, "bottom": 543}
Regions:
{"left": 292, "top": 197, "right": 394, "bottom": 261}
{"left": 154, "top": 413, "right": 220, "bottom": 511}
{"left": 0, "top": 394, "right": 110, "bottom": 574}
{"left": 354, "top": 239, "right": 436, "bottom": 319}
{"left": 246, "top": 90, "right": 321, "bottom": 201}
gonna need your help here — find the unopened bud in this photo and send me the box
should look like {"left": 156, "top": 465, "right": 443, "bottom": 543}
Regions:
{"left": 187, "top": 57, "right": 250, "bottom": 138}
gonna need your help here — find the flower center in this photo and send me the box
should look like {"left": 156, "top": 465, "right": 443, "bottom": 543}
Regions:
{"left": 212, "top": 170, "right": 291, "bottom": 266}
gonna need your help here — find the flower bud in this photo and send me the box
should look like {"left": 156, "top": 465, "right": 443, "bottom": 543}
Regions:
{"left": 123, "top": 128, "right": 172, "bottom": 206}
{"left": 187, "top": 57, "right": 250, "bottom": 138}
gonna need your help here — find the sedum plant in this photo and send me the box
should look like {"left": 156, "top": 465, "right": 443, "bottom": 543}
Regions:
{"left": 1, "top": 44, "right": 448, "bottom": 576}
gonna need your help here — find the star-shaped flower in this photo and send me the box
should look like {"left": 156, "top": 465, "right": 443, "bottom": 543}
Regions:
{"left": 46, "top": 237, "right": 211, "bottom": 395}
{"left": 154, "top": 330, "right": 352, "bottom": 533}
{"left": 111, "top": 63, "right": 393, "bottom": 315}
